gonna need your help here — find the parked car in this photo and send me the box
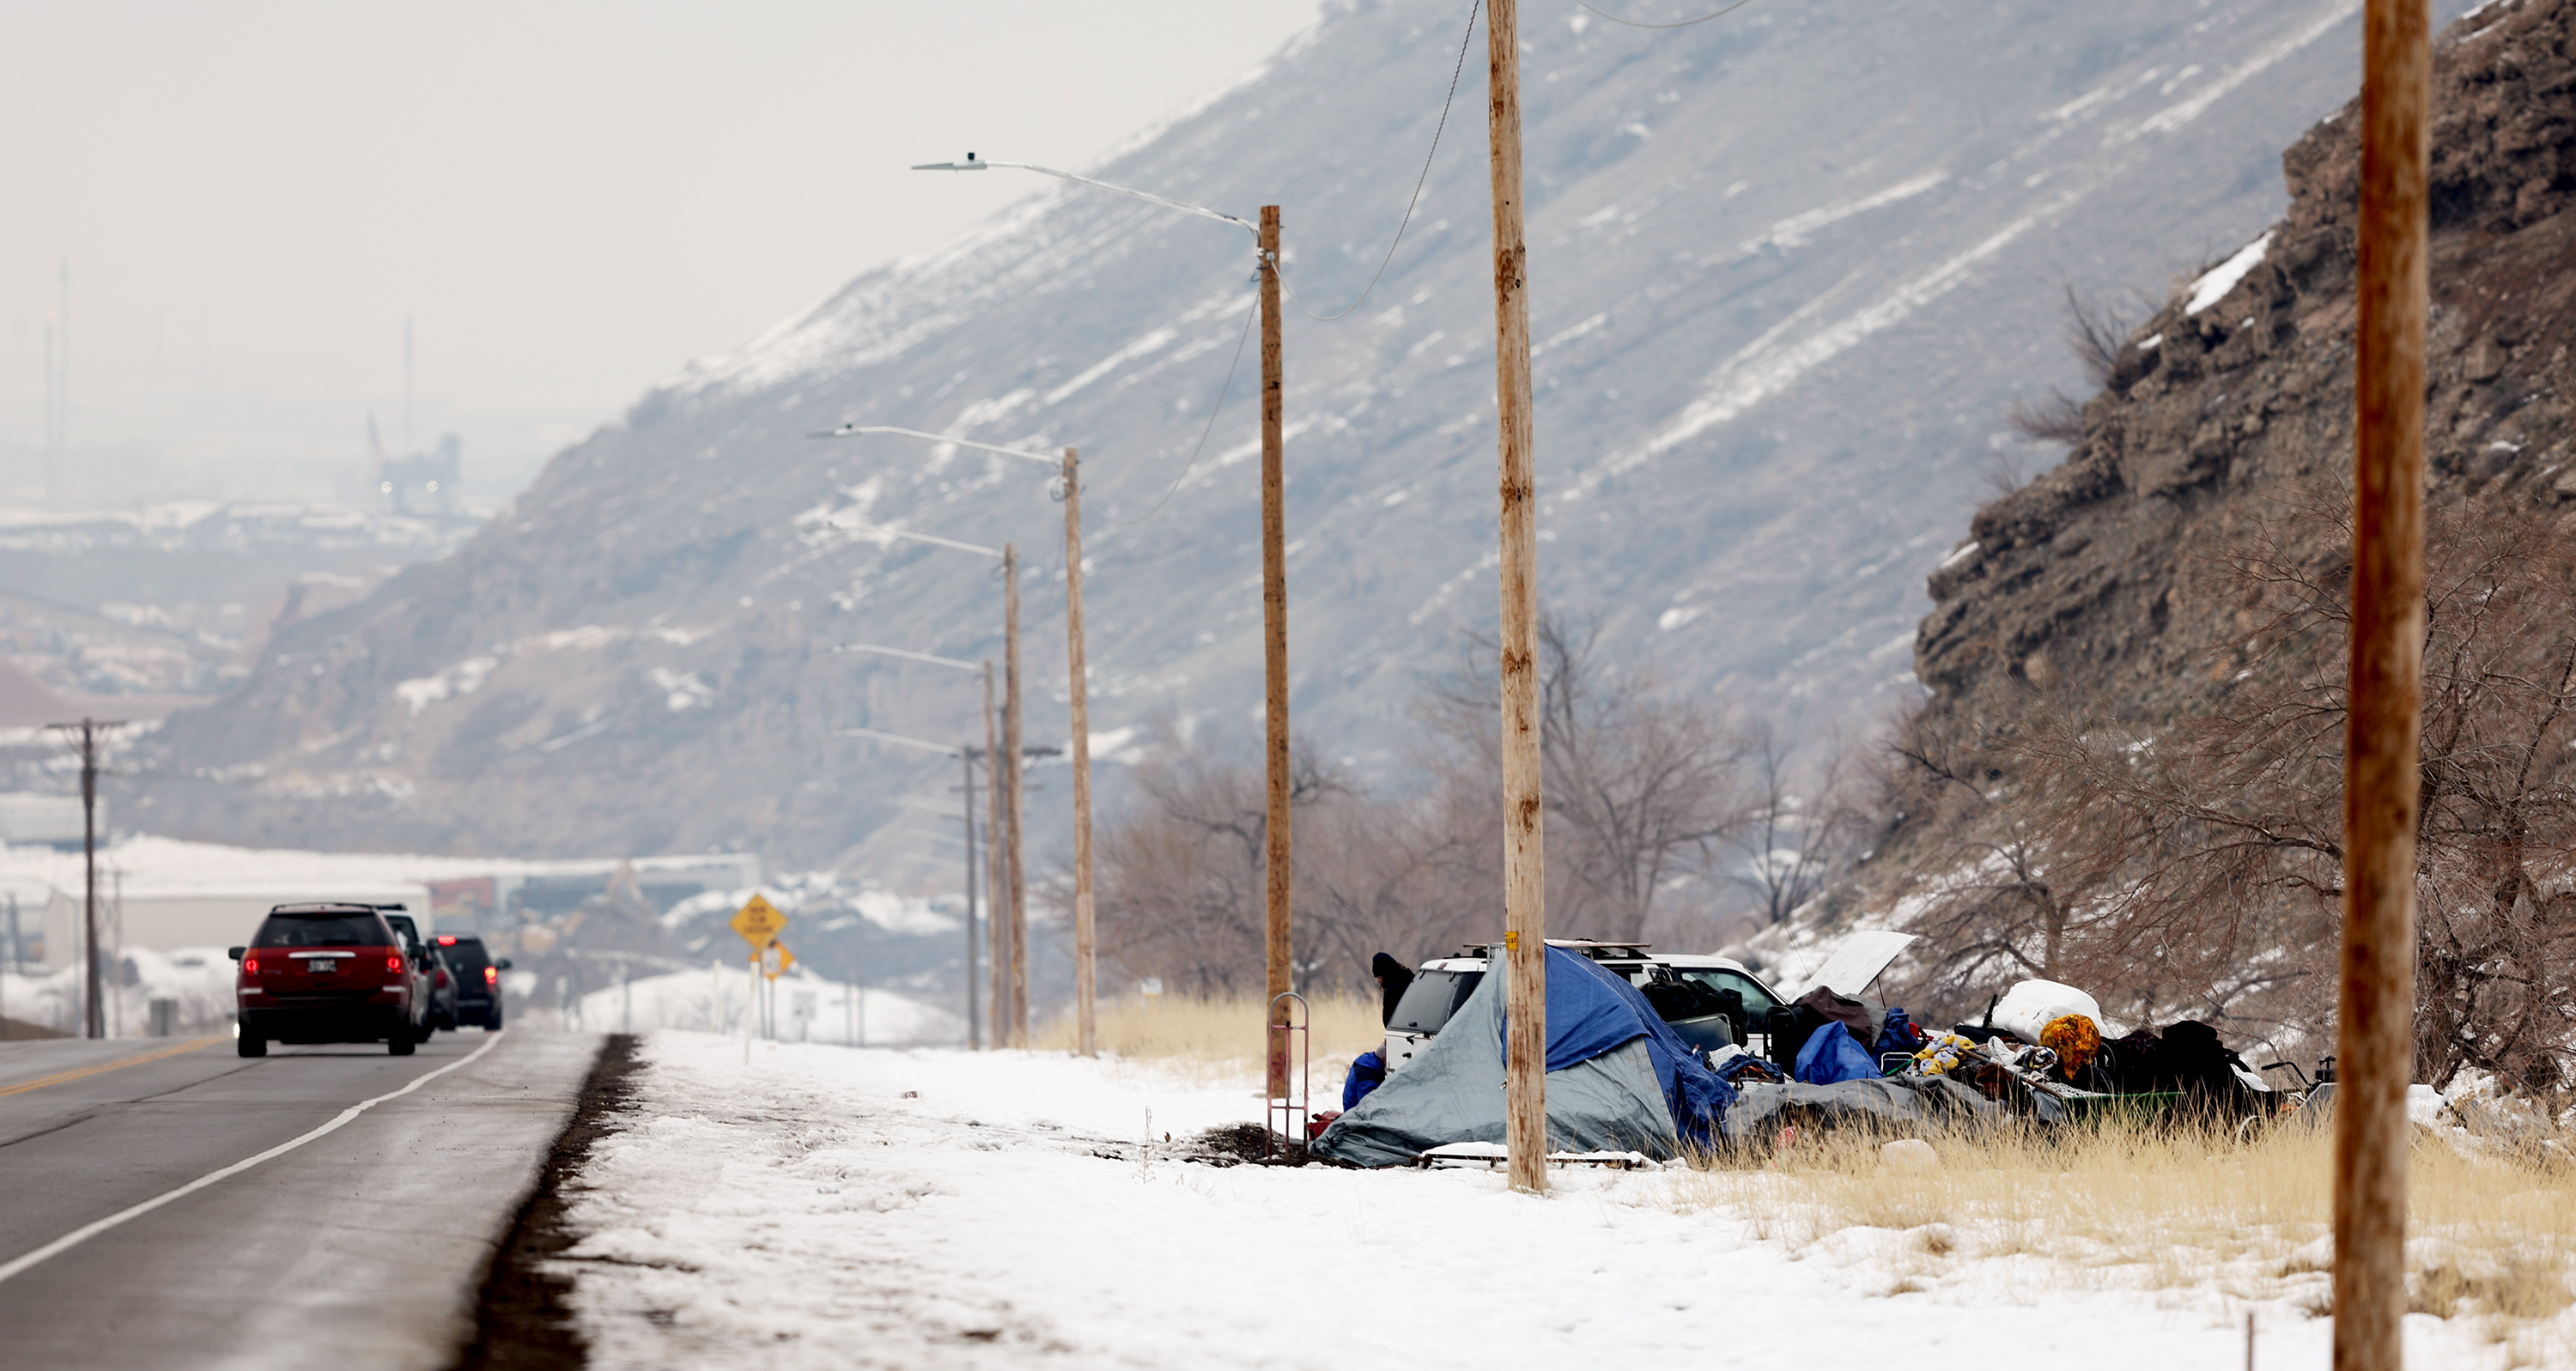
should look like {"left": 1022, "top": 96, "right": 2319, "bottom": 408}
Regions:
{"left": 1383, "top": 941, "right": 1716, "bottom": 1073}
{"left": 380, "top": 910, "right": 457, "bottom": 1031}
{"left": 434, "top": 934, "right": 511, "bottom": 1030}
{"left": 229, "top": 903, "right": 428, "bottom": 1057}
{"left": 1380, "top": 933, "right": 1917, "bottom": 1074}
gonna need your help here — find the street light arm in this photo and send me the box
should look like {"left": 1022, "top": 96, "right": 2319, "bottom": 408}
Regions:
{"left": 913, "top": 155, "right": 1256, "bottom": 237}
{"left": 837, "top": 726, "right": 963, "bottom": 757}
{"left": 835, "top": 519, "right": 1002, "bottom": 559}
{"left": 810, "top": 424, "right": 1058, "bottom": 468}
{"left": 835, "top": 643, "right": 981, "bottom": 672}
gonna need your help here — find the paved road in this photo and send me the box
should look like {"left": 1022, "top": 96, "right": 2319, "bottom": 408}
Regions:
{"left": 0, "top": 1028, "right": 598, "bottom": 1371}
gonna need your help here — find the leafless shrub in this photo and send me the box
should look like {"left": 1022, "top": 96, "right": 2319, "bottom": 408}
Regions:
{"left": 2003, "top": 391, "right": 2085, "bottom": 448}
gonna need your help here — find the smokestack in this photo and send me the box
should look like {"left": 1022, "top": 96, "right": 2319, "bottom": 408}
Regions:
{"left": 53, "top": 259, "right": 69, "bottom": 506}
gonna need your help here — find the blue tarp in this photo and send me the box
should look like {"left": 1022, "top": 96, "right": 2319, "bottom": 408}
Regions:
{"left": 1795, "top": 1021, "right": 1880, "bottom": 1083}
{"left": 1514, "top": 947, "right": 1736, "bottom": 1148}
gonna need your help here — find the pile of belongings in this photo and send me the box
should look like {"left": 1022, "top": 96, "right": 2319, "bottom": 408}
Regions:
{"left": 1313, "top": 946, "right": 1735, "bottom": 1166}
{"left": 1728, "top": 977, "right": 2277, "bottom": 1140}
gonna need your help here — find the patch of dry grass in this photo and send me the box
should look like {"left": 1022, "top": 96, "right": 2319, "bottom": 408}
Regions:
{"left": 1661, "top": 1114, "right": 2576, "bottom": 1342}
{"left": 1030, "top": 992, "right": 1386, "bottom": 1087}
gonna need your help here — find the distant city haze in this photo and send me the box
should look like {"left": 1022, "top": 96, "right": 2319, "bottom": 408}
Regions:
{"left": 0, "top": 1, "right": 1320, "bottom": 508}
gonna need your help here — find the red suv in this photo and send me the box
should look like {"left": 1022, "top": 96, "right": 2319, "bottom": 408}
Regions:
{"left": 229, "top": 903, "right": 429, "bottom": 1058}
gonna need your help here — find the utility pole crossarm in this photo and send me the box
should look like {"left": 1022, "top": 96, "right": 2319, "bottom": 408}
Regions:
{"left": 912, "top": 155, "right": 1257, "bottom": 236}
{"left": 810, "top": 425, "right": 1059, "bottom": 468}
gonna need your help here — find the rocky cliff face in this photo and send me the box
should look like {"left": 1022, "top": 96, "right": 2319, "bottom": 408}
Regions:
{"left": 1914, "top": 0, "right": 2575, "bottom": 744}
{"left": 130, "top": 0, "right": 2465, "bottom": 871}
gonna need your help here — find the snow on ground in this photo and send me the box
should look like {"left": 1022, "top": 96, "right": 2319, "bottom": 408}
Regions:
{"left": 0, "top": 946, "right": 232, "bottom": 1036}
{"left": 568, "top": 967, "right": 958, "bottom": 1045}
{"left": 555, "top": 1032, "right": 2543, "bottom": 1370}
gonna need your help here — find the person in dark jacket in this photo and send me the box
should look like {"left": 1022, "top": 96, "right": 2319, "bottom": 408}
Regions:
{"left": 1371, "top": 953, "right": 1415, "bottom": 1026}
{"left": 1343, "top": 1050, "right": 1387, "bottom": 1109}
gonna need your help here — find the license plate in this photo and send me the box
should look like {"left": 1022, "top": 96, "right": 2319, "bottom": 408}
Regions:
{"left": 309, "top": 960, "right": 339, "bottom": 974}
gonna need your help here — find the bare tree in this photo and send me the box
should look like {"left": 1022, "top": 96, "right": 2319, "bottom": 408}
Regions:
{"left": 1426, "top": 613, "right": 1753, "bottom": 943}
{"left": 1729, "top": 726, "right": 1862, "bottom": 927}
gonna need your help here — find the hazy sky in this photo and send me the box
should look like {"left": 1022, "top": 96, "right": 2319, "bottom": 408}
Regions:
{"left": 0, "top": 1, "right": 1321, "bottom": 506}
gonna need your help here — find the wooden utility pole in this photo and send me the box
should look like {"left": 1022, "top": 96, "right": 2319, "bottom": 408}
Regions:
{"left": 1258, "top": 204, "right": 1294, "bottom": 1100}
{"left": 48, "top": 718, "right": 120, "bottom": 1040}
{"left": 1062, "top": 448, "right": 1099, "bottom": 1058}
{"left": 1485, "top": 0, "right": 1548, "bottom": 1195}
{"left": 1002, "top": 543, "right": 1030, "bottom": 1045}
{"left": 2338, "top": 3, "right": 2428, "bottom": 1368}
{"left": 960, "top": 743, "right": 981, "bottom": 1051}
{"left": 982, "top": 662, "right": 1008, "bottom": 1049}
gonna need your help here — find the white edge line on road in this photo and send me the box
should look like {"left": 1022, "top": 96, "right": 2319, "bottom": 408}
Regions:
{"left": 0, "top": 1032, "right": 512, "bottom": 1286}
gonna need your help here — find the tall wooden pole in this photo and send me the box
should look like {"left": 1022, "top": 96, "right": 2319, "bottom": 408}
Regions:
{"left": 961, "top": 746, "right": 981, "bottom": 1051}
{"left": 1003, "top": 543, "right": 1030, "bottom": 1046}
{"left": 1485, "top": 0, "right": 1547, "bottom": 1195}
{"left": 1259, "top": 205, "right": 1293, "bottom": 1101}
{"left": 1062, "top": 449, "right": 1099, "bottom": 1058}
{"left": 79, "top": 722, "right": 104, "bottom": 1040}
{"left": 983, "top": 662, "right": 1008, "bottom": 1050}
{"left": 2338, "top": 3, "right": 2427, "bottom": 1368}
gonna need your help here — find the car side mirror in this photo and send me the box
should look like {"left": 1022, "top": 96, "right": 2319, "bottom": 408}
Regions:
{"left": 495, "top": 958, "right": 513, "bottom": 971}
{"left": 228, "top": 946, "right": 246, "bottom": 962}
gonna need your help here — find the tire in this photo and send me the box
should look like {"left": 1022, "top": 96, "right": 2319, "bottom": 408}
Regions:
{"left": 485, "top": 1010, "right": 504, "bottom": 1032}
{"left": 390, "top": 1030, "right": 417, "bottom": 1057}
{"left": 237, "top": 1034, "right": 267, "bottom": 1058}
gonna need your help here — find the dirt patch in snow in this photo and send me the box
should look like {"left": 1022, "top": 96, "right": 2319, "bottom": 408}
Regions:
{"left": 453, "top": 1033, "right": 642, "bottom": 1370}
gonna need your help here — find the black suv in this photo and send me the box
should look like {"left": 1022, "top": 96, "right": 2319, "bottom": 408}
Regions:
{"left": 434, "top": 935, "right": 511, "bottom": 1030}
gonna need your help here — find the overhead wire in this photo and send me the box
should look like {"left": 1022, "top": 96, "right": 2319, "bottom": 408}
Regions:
{"left": 1575, "top": 0, "right": 1758, "bottom": 27}
{"left": 1278, "top": 0, "right": 1485, "bottom": 321}
{"left": 1114, "top": 295, "right": 1259, "bottom": 527}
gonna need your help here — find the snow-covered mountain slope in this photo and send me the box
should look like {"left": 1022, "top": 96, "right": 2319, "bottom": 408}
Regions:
{"left": 133, "top": 0, "right": 2467, "bottom": 867}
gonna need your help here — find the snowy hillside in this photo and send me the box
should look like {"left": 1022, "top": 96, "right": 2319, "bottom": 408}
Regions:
{"left": 136, "top": 0, "right": 2470, "bottom": 867}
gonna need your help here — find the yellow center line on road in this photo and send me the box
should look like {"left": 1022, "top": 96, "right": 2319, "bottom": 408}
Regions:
{"left": 0, "top": 1034, "right": 229, "bottom": 1099}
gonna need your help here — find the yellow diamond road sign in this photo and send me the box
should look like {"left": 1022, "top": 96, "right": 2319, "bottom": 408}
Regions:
{"left": 730, "top": 894, "right": 787, "bottom": 949}
{"left": 762, "top": 942, "right": 795, "bottom": 980}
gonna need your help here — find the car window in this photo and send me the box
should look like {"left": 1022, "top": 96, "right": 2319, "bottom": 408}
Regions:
{"left": 253, "top": 914, "right": 390, "bottom": 948}
{"left": 1388, "top": 969, "right": 1484, "bottom": 1034}
{"left": 1677, "top": 968, "right": 1779, "bottom": 1020}
{"left": 438, "top": 941, "right": 491, "bottom": 974}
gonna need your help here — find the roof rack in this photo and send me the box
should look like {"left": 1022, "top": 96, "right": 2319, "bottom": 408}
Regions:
{"left": 1455, "top": 939, "right": 1653, "bottom": 961}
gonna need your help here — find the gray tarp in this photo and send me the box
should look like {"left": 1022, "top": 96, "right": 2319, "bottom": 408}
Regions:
{"left": 1314, "top": 966, "right": 1680, "bottom": 1168}
{"left": 1724, "top": 1074, "right": 2069, "bottom": 1139}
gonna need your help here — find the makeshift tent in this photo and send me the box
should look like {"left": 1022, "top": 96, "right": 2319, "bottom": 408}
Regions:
{"left": 1314, "top": 946, "right": 1734, "bottom": 1167}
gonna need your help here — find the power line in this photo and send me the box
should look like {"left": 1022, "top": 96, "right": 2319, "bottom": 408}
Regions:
{"left": 1279, "top": 0, "right": 1484, "bottom": 322}
{"left": 1117, "top": 294, "right": 1258, "bottom": 527}
{"left": 1575, "top": 0, "right": 1759, "bottom": 28}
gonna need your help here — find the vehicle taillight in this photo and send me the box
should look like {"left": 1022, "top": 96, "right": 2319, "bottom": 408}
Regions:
{"left": 438, "top": 935, "right": 457, "bottom": 945}
{"left": 484, "top": 966, "right": 498, "bottom": 987}
{"left": 435, "top": 968, "right": 449, "bottom": 987}
{"left": 388, "top": 954, "right": 404, "bottom": 973}
{"left": 242, "top": 955, "right": 259, "bottom": 974}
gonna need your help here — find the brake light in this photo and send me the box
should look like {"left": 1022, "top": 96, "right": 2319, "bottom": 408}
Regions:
{"left": 484, "top": 966, "right": 498, "bottom": 987}
{"left": 438, "top": 935, "right": 456, "bottom": 945}
{"left": 242, "top": 955, "right": 260, "bottom": 974}
{"left": 387, "top": 954, "right": 404, "bottom": 973}
{"left": 435, "top": 968, "right": 450, "bottom": 987}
